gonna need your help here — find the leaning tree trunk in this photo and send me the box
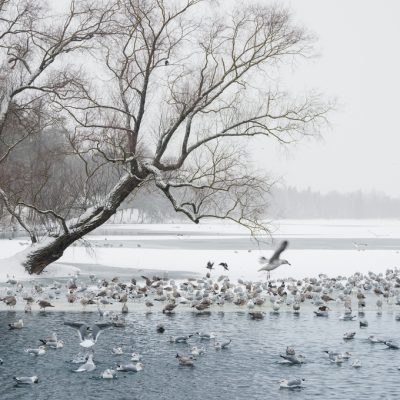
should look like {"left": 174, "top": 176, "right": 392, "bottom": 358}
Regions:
{"left": 22, "top": 173, "right": 144, "bottom": 274}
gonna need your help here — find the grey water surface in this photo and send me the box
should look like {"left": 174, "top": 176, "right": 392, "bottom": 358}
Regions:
{"left": 0, "top": 309, "right": 399, "bottom": 400}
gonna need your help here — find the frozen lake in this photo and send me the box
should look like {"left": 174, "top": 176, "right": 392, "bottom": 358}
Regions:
{"left": 1, "top": 219, "right": 400, "bottom": 282}
{"left": 1, "top": 220, "right": 400, "bottom": 399}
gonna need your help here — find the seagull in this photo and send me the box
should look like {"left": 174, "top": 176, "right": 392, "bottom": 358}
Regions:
{"left": 258, "top": 241, "right": 290, "bottom": 279}
{"left": 2, "top": 295, "right": 16, "bottom": 308}
{"left": 249, "top": 311, "right": 265, "bottom": 320}
{"left": 384, "top": 340, "right": 399, "bottom": 350}
{"left": 190, "top": 346, "right": 206, "bottom": 356}
{"left": 359, "top": 319, "right": 368, "bottom": 328}
{"left": 169, "top": 335, "right": 192, "bottom": 343}
{"left": 368, "top": 335, "right": 384, "bottom": 344}
{"left": 71, "top": 352, "right": 90, "bottom": 364}
{"left": 324, "top": 350, "right": 351, "bottom": 362}
{"left": 279, "top": 378, "right": 305, "bottom": 389}
{"left": 219, "top": 262, "right": 229, "bottom": 271}
{"left": 116, "top": 362, "right": 143, "bottom": 372}
{"left": 39, "top": 332, "right": 58, "bottom": 346}
{"left": 64, "top": 321, "right": 112, "bottom": 348}
{"left": 352, "top": 359, "right": 362, "bottom": 368}
{"left": 176, "top": 354, "right": 195, "bottom": 366}
{"left": 196, "top": 332, "right": 215, "bottom": 340}
{"left": 163, "top": 302, "right": 178, "bottom": 314}
{"left": 13, "top": 376, "right": 38, "bottom": 384}
{"left": 343, "top": 332, "right": 356, "bottom": 340}
{"left": 74, "top": 353, "right": 96, "bottom": 372}
{"left": 37, "top": 300, "right": 54, "bottom": 310}
{"left": 112, "top": 347, "right": 123, "bottom": 355}
{"left": 25, "top": 346, "right": 46, "bottom": 356}
{"left": 353, "top": 242, "right": 368, "bottom": 251}
{"left": 280, "top": 353, "right": 305, "bottom": 365}
{"left": 9, "top": 319, "right": 23, "bottom": 329}
{"left": 131, "top": 352, "right": 141, "bottom": 362}
{"left": 214, "top": 339, "right": 231, "bottom": 350}
{"left": 101, "top": 369, "right": 117, "bottom": 379}
{"left": 206, "top": 261, "right": 214, "bottom": 271}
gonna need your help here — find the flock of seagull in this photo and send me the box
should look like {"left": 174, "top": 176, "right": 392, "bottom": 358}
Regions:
{"left": 2, "top": 240, "right": 400, "bottom": 391}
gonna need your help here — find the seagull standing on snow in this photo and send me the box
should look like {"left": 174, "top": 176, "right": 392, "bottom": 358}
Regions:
{"left": 258, "top": 240, "right": 291, "bottom": 279}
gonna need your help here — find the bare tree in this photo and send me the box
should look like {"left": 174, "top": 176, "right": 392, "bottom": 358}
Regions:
{"left": 0, "top": 0, "right": 330, "bottom": 274}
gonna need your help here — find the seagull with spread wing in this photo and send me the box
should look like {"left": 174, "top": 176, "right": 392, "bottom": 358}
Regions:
{"left": 258, "top": 240, "right": 291, "bottom": 279}
{"left": 64, "top": 321, "right": 112, "bottom": 348}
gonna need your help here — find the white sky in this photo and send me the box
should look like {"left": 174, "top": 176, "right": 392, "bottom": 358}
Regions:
{"left": 50, "top": 0, "right": 400, "bottom": 197}
{"left": 250, "top": 0, "right": 400, "bottom": 197}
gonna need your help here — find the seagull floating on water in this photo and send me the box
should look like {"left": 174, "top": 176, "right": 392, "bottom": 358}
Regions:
{"left": 176, "top": 354, "right": 195, "bottom": 366}
{"left": 279, "top": 378, "right": 305, "bottom": 389}
{"left": 116, "top": 362, "right": 143, "bottom": 372}
{"left": 9, "top": 319, "right": 23, "bottom": 329}
{"left": 101, "top": 369, "right": 117, "bottom": 379}
{"left": 13, "top": 376, "right": 38, "bottom": 385}
{"left": 74, "top": 353, "right": 96, "bottom": 372}
{"left": 25, "top": 346, "right": 46, "bottom": 356}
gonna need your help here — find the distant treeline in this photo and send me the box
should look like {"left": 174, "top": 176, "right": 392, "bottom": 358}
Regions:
{"left": 267, "top": 187, "right": 400, "bottom": 219}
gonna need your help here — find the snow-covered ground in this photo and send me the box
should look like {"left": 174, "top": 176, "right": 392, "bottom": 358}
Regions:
{"left": 1, "top": 219, "right": 400, "bottom": 282}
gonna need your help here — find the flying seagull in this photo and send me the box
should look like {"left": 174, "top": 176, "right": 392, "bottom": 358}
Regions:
{"left": 219, "top": 262, "right": 229, "bottom": 271}
{"left": 206, "top": 261, "right": 214, "bottom": 271}
{"left": 64, "top": 321, "right": 112, "bottom": 348}
{"left": 258, "top": 240, "right": 291, "bottom": 279}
